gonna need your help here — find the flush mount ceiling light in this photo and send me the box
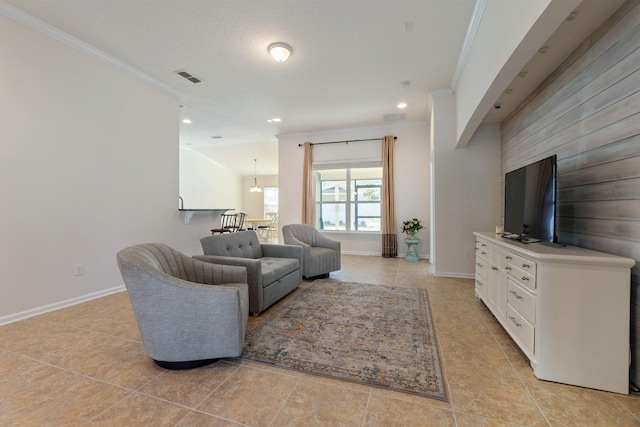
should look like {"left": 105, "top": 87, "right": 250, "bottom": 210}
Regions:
{"left": 182, "top": 119, "right": 192, "bottom": 124}
{"left": 397, "top": 102, "right": 407, "bottom": 109}
{"left": 267, "top": 117, "right": 282, "bottom": 123}
{"left": 268, "top": 42, "right": 292, "bottom": 62}
{"left": 250, "top": 159, "right": 262, "bottom": 193}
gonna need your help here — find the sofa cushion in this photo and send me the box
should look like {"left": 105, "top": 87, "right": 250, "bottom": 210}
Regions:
{"left": 200, "top": 231, "right": 264, "bottom": 259}
{"left": 260, "top": 257, "right": 300, "bottom": 287}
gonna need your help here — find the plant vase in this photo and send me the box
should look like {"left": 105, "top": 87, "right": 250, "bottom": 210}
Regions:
{"left": 404, "top": 237, "right": 420, "bottom": 262}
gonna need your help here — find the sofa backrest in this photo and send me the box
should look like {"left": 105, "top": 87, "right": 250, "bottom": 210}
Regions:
{"left": 200, "top": 231, "right": 264, "bottom": 259}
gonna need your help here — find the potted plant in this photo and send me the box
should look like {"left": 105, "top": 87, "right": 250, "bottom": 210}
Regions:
{"left": 401, "top": 218, "right": 423, "bottom": 239}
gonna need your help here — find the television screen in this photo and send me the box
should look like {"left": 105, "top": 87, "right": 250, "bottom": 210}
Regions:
{"left": 504, "top": 155, "right": 557, "bottom": 243}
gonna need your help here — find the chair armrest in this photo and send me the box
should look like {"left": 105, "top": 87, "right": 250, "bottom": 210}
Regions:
{"left": 262, "top": 244, "right": 303, "bottom": 262}
{"left": 193, "top": 255, "right": 263, "bottom": 314}
{"left": 314, "top": 234, "right": 341, "bottom": 252}
{"left": 189, "top": 256, "right": 247, "bottom": 285}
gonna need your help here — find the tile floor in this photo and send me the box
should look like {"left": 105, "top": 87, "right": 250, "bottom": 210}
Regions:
{"left": 1, "top": 255, "right": 639, "bottom": 426}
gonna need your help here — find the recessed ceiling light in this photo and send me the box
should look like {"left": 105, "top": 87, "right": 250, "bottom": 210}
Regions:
{"left": 182, "top": 119, "right": 192, "bottom": 124}
{"left": 519, "top": 71, "right": 528, "bottom": 78}
{"left": 397, "top": 103, "right": 407, "bottom": 109}
{"left": 268, "top": 117, "right": 282, "bottom": 123}
{"left": 210, "top": 136, "right": 222, "bottom": 139}
{"left": 538, "top": 46, "right": 549, "bottom": 54}
{"left": 400, "top": 80, "right": 410, "bottom": 89}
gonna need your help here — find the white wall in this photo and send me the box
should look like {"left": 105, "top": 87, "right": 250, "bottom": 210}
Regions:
{"left": 0, "top": 15, "right": 207, "bottom": 322}
{"left": 454, "top": 0, "right": 580, "bottom": 148}
{"left": 430, "top": 90, "right": 501, "bottom": 277}
{"left": 277, "top": 122, "right": 430, "bottom": 257}
{"left": 242, "top": 175, "right": 278, "bottom": 219}
{"left": 179, "top": 146, "right": 242, "bottom": 210}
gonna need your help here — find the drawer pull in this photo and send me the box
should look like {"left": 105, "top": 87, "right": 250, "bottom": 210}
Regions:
{"left": 476, "top": 281, "right": 483, "bottom": 286}
{"left": 505, "top": 266, "right": 511, "bottom": 270}
{"left": 476, "top": 263, "right": 483, "bottom": 267}
{"left": 509, "top": 290, "right": 523, "bottom": 300}
{"left": 505, "top": 255, "right": 512, "bottom": 260}
{"left": 521, "top": 277, "right": 529, "bottom": 281}
{"left": 491, "top": 266, "right": 498, "bottom": 271}
{"left": 508, "top": 316, "right": 522, "bottom": 328}
{"left": 481, "top": 244, "right": 487, "bottom": 247}
{"left": 481, "top": 251, "right": 487, "bottom": 255}
{"left": 522, "top": 263, "right": 530, "bottom": 268}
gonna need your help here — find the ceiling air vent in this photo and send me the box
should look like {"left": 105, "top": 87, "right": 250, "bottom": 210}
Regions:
{"left": 175, "top": 70, "right": 202, "bottom": 84}
{"left": 383, "top": 113, "right": 407, "bottom": 122}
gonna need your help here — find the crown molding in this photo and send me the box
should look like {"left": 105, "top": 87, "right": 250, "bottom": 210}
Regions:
{"left": 451, "top": 0, "right": 488, "bottom": 91}
{"left": 0, "top": 0, "right": 182, "bottom": 98}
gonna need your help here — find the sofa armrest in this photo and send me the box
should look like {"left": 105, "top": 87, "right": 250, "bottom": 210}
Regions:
{"left": 193, "top": 255, "right": 263, "bottom": 314}
{"left": 261, "top": 243, "right": 303, "bottom": 261}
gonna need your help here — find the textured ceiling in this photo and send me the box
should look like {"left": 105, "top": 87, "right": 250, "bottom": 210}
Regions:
{"left": 2, "top": 0, "right": 625, "bottom": 176}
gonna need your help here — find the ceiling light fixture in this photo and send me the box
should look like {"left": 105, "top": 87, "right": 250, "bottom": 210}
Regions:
{"left": 182, "top": 119, "right": 192, "bottom": 124}
{"left": 267, "top": 117, "right": 282, "bottom": 123}
{"left": 397, "top": 103, "right": 407, "bottom": 109}
{"left": 268, "top": 42, "right": 292, "bottom": 62}
{"left": 250, "top": 159, "right": 262, "bottom": 193}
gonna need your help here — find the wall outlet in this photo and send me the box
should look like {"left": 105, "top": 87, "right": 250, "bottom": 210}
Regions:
{"left": 464, "top": 250, "right": 470, "bottom": 259}
{"left": 74, "top": 264, "right": 84, "bottom": 277}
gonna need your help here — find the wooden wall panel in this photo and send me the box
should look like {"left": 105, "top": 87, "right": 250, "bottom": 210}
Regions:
{"left": 500, "top": 0, "right": 640, "bottom": 389}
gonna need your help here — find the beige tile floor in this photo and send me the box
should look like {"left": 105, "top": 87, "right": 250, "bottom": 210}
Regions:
{"left": 1, "top": 254, "right": 639, "bottom": 426}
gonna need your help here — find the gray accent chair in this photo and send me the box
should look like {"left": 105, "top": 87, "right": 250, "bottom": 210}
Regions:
{"left": 282, "top": 224, "right": 341, "bottom": 280}
{"left": 195, "top": 231, "right": 302, "bottom": 316}
{"left": 116, "top": 243, "right": 249, "bottom": 370}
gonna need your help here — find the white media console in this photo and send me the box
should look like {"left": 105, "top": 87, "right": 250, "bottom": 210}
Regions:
{"left": 473, "top": 232, "right": 635, "bottom": 394}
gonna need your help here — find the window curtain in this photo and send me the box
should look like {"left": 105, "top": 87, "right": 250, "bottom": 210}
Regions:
{"left": 302, "top": 141, "right": 314, "bottom": 225}
{"left": 382, "top": 135, "right": 397, "bottom": 257}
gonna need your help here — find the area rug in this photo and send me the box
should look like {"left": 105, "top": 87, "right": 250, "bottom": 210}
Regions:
{"left": 241, "top": 281, "right": 447, "bottom": 401}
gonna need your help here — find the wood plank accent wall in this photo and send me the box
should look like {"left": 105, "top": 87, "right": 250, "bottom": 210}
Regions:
{"left": 501, "top": 0, "right": 640, "bottom": 388}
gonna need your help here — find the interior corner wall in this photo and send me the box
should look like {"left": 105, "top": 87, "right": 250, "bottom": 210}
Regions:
{"left": 277, "top": 122, "right": 430, "bottom": 257}
{"left": 179, "top": 147, "right": 242, "bottom": 211}
{"left": 0, "top": 15, "right": 202, "bottom": 322}
{"left": 430, "top": 90, "right": 501, "bottom": 278}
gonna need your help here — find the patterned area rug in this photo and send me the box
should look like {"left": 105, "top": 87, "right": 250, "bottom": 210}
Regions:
{"left": 241, "top": 281, "right": 447, "bottom": 401}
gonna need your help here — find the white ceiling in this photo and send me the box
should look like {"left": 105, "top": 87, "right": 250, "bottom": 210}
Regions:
{"left": 3, "top": 0, "right": 625, "bottom": 176}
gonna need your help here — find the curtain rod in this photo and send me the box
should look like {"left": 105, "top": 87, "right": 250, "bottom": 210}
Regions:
{"left": 297, "top": 136, "right": 396, "bottom": 147}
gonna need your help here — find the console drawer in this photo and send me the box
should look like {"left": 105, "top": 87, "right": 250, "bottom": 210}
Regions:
{"left": 506, "top": 252, "right": 536, "bottom": 276}
{"left": 507, "top": 262, "right": 536, "bottom": 291}
{"left": 507, "top": 278, "right": 535, "bottom": 324}
{"left": 475, "top": 257, "right": 488, "bottom": 280}
{"left": 506, "top": 304, "right": 534, "bottom": 356}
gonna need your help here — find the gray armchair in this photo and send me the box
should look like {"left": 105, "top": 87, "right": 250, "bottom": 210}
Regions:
{"left": 116, "top": 243, "right": 249, "bottom": 370}
{"left": 195, "top": 231, "right": 302, "bottom": 316}
{"left": 282, "top": 224, "right": 341, "bottom": 280}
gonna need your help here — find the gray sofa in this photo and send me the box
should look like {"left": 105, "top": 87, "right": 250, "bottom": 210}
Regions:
{"left": 117, "top": 243, "right": 249, "bottom": 369}
{"left": 194, "top": 231, "right": 302, "bottom": 316}
{"left": 282, "top": 224, "right": 341, "bottom": 279}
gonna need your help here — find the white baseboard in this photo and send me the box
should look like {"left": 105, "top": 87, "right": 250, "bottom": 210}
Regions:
{"left": 342, "top": 251, "right": 430, "bottom": 260}
{"left": 433, "top": 271, "right": 474, "bottom": 279}
{"left": 0, "top": 285, "right": 126, "bottom": 326}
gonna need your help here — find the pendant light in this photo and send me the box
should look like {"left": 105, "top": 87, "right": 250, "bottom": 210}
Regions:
{"left": 250, "top": 159, "right": 262, "bottom": 193}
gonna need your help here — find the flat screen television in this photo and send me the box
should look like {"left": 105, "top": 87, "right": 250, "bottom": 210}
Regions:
{"left": 503, "top": 155, "right": 557, "bottom": 244}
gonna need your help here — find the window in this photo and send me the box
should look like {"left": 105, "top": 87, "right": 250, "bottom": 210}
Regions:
{"left": 314, "top": 164, "right": 382, "bottom": 232}
{"left": 263, "top": 186, "right": 278, "bottom": 216}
